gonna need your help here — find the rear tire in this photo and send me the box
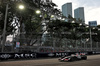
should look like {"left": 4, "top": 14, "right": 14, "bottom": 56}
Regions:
{"left": 70, "top": 58, "right": 74, "bottom": 61}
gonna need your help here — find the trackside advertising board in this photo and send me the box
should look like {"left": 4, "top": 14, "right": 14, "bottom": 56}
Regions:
{"left": 16, "top": 42, "right": 20, "bottom": 47}
{"left": 0, "top": 51, "right": 100, "bottom": 60}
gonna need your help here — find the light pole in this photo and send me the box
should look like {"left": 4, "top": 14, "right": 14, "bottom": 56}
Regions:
{"left": 18, "top": 4, "right": 26, "bottom": 46}
{"left": 86, "top": 25, "right": 92, "bottom": 51}
{"left": 89, "top": 27, "right": 92, "bottom": 51}
{"left": 97, "top": 29, "right": 100, "bottom": 51}
{"left": 1, "top": 4, "right": 9, "bottom": 52}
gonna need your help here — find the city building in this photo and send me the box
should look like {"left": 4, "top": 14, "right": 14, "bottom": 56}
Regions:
{"left": 74, "top": 7, "right": 85, "bottom": 23}
{"left": 62, "top": 2, "right": 72, "bottom": 17}
{"left": 88, "top": 21, "right": 97, "bottom": 27}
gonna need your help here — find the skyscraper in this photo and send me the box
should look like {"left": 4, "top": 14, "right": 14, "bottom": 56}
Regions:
{"left": 74, "top": 7, "right": 85, "bottom": 23}
{"left": 62, "top": 3, "right": 72, "bottom": 17}
{"left": 88, "top": 21, "right": 97, "bottom": 27}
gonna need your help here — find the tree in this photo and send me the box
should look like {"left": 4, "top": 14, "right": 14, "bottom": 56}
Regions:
{"left": 11, "top": 0, "right": 59, "bottom": 46}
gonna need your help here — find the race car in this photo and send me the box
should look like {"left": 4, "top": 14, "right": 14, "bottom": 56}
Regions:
{"left": 58, "top": 53, "right": 87, "bottom": 62}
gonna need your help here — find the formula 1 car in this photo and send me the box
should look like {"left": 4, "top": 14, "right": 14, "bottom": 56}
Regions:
{"left": 58, "top": 53, "right": 87, "bottom": 62}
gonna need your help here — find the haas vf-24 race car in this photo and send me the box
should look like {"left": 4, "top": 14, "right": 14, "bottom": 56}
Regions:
{"left": 58, "top": 53, "right": 87, "bottom": 62}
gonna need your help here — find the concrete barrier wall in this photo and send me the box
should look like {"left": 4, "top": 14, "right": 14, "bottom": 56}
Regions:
{"left": 0, "top": 51, "right": 100, "bottom": 60}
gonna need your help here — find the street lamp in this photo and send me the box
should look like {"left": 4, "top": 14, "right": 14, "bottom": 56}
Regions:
{"left": 72, "top": 21, "right": 75, "bottom": 23}
{"left": 79, "top": 23, "right": 82, "bottom": 26}
{"left": 36, "top": 10, "right": 41, "bottom": 14}
{"left": 51, "top": 15, "right": 54, "bottom": 18}
{"left": 18, "top": 5, "right": 25, "bottom": 10}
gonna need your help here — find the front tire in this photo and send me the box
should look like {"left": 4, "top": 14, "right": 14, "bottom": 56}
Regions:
{"left": 82, "top": 56, "right": 87, "bottom": 60}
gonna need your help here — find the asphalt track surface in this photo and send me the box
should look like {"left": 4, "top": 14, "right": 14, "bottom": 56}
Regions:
{"left": 0, "top": 55, "right": 100, "bottom": 66}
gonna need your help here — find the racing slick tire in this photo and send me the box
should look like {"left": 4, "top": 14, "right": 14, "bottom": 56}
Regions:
{"left": 70, "top": 57, "right": 74, "bottom": 61}
{"left": 82, "top": 56, "right": 87, "bottom": 60}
